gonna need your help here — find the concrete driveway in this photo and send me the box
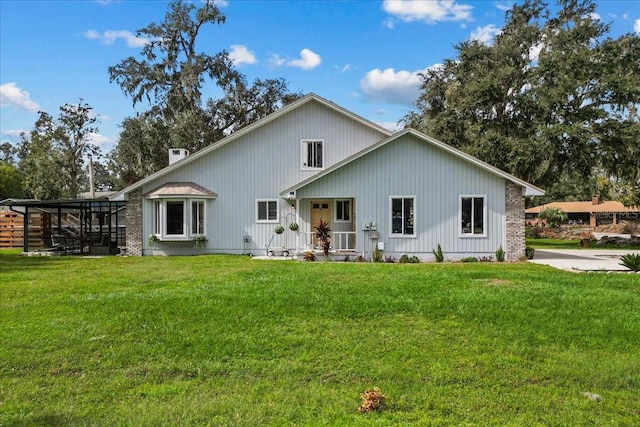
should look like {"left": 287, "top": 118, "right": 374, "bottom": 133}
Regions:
{"left": 528, "top": 249, "right": 640, "bottom": 272}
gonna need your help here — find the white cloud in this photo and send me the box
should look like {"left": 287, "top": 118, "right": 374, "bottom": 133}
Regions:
{"left": 229, "top": 44, "right": 257, "bottom": 65}
{"left": 287, "top": 49, "right": 322, "bottom": 70}
{"left": 376, "top": 121, "right": 404, "bottom": 132}
{"left": 590, "top": 12, "right": 601, "bottom": 21}
{"left": 494, "top": 1, "right": 513, "bottom": 12}
{"left": 635, "top": 19, "right": 640, "bottom": 34}
{"left": 382, "top": 0, "right": 473, "bottom": 24}
{"left": 267, "top": 53, "right": 286, "bottom": 68}
{"left": 334, "top": 64, "right": 351, "bottom": 73}
{"left": 529, "top": 42, "right": 544, "bottom": 62}
{"left": 360, "top": 67, "right": 425, "bottom": 106}
{"left": 383, "top": 18, "right": 395, "bottom": 29}
{"left": 211, "top": 0, "right": 229, "bottom": 7}
{"left": 470, "top": 24, "right": 501, "bottom": 45}
{"left": 85, "top": 29, "right": 149, "bottom": 48}
{"left": 87, "top": 132, "right": 113, "bottom": 147}
{"left": 0, "top": 82, "right": 40, "bottom": 112}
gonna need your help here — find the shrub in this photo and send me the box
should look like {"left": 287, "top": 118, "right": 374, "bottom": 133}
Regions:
{"left": 384, "top": 256, "right": 396, "bottom": 263}
{"left": 372, "top": 247, "right": 384, "bottom": 263}
{"left": 398, "top": 254, "right": 419, "bottom": 263}
{"left": 358, "top": 387, "right": 385, "bottom": 413}
{"left": 432, "top": 244, "right": 444, "bottom": 262}
{"left": 495, "top": 246, "right": 505, "bottom": 262}
{"left": 461, "top": 256, "right": 478, "bottom": 263}
{"left": 539, "top": 207, "right": 567, "bottom": 228}
{"left": 525, "top": 247, "right": 535, "bottom": 259}
{"left": 478, "top": 256, "right": 494, "bottom": 262}
{"left": 355, "top": 255, "right": 365, "bottom": 262}
{"left": 619, "top": 253, "right": 640, "bottom": 272}
{"left": 303, "top": 251, "right": 316, "bottom": 262}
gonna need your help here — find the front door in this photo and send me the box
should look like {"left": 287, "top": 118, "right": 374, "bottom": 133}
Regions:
{"left": 310, "top": 200, "right": 331, "bottom": 247}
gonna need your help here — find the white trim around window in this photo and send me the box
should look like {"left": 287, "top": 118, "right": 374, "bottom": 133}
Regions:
{"left": 256, "top": 199, "right": 279, "bottom": 223}
{"left": 459, "top": 194, "right": 486, "bottom": 237}
{"left": 151, "top": 198, "right": 206, "bottom": 240}
{"left": 301, "top": 139, "right": 324, "bottom": 170}
{"left": 335, "top": 199, "right": 351, "bottom": 222}
{"left": 389, "top": 196, "right": 416, "bottom": 237}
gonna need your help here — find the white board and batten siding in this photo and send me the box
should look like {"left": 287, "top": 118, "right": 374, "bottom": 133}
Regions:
{"left": 295, "top": 133, "right": 509, "bottom": 260}
{"left": 139, "top": 100, "right": 389, "bottom": 255}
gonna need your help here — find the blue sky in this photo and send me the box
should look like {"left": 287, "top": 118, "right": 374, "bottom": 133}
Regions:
{"left": 1, "top": 0, "right": 639, "bottom": 155}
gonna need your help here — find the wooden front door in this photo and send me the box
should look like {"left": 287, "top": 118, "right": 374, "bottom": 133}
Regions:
{"left": 310, "top": 200, "right": 331, "bottom": 246}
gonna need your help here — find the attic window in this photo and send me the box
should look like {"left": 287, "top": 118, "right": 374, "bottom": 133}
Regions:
{"left": 301, "top": 139, "right": 323, "bottom": 170}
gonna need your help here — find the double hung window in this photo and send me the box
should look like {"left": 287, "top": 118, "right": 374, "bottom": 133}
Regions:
{"left": 335, "top": 200, "right": 351, "bottom": 222}
{"left": 390, "top": 197, "right": 415, "bottom": 236}
{"left": 460, "top": 195, "right": 485, "bottom": 236}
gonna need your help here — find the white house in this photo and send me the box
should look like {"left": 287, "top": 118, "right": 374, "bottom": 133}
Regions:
{"left": 110, "top": 93, "right": 544, "bottom": 261}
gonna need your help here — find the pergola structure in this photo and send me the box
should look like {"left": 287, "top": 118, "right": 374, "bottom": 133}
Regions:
{"left": 3, "top": 197, "right": 127, "bottom": 255}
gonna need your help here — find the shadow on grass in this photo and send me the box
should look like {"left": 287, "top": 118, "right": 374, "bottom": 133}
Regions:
{"left": 0, "top": 250, "right": 72, "bottom": 273}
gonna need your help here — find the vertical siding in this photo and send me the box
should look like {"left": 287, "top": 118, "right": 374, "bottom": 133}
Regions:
{"left": 139, "top": 100, "right": 388, "bottom": 254}
{"left": 297, "top": 134, "right": 509, "bottom": 259}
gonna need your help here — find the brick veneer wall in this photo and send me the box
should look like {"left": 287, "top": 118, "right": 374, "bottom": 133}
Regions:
{"left": 505, "top": 182, "right": 525, "bottom": 261}
{"left": 125, "top": 190, "right": 143, "bottom": 256}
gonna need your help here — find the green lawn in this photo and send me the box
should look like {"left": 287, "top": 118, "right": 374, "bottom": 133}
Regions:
{"left": 1, "top": 250, "right": 639, "bottom": 426}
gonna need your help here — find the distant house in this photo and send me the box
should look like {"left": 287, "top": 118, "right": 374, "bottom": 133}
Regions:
{"left": 110, "top": 93, "right": 544, "bottom": 261}
{"left": 525, "top": 196, "right": 640, "bottom": 227}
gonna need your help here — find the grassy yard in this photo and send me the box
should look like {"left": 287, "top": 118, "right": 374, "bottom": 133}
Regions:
{"left": 1, "top": 250, "right": 639, "bottom": 426}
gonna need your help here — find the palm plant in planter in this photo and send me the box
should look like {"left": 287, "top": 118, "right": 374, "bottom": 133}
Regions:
{"left": 193, "top": 234, "right": 208, "bottom": 248}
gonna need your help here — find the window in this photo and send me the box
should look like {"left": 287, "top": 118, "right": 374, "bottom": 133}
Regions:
{"left": 191, "top": 201, "right": 205, "bottom": 235}
{"left": 301, "top": 139, "right": 323, "bottom": 169}
{"left": 461, "top": 196, "right": 485, "bottom": 236}
{"left": 166, "top": 201, "right": 185, "bottom": 235}
{"left": 257, "top": 200, "right": 278, "bottom": 222}
{"left": 151, "top": 199, "right": 206, "bottom": 240}
{"left": 390, "top": 197, "right": 415, "bottom": 236}
{"left": 335, "top": 200, "right": 351, "bottom": 222}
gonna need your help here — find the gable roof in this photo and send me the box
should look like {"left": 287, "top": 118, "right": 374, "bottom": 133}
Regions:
{"left": 145, "top": 182, "right": 217, "bottom": 198}
{"left": 110, "top": 93, "right": 392, "bottom": 201}
{"left": 281, "top": 128, "right": 545, "bottom": 197}
{"left": 526, "top": 200, "right": 639, "bottom": 214}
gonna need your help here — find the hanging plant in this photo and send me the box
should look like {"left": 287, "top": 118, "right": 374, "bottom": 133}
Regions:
{"left": 289, "top": 222, "right": 299, "bottom": 231}
{"left": 274, "top": 225, "right": 285, "bottom": 234}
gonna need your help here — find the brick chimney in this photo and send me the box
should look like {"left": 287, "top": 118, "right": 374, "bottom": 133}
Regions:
{"left": 592, "top": 195, "right": 599, "bottom": 205}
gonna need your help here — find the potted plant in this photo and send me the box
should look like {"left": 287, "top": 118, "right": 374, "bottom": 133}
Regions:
{"left": 289, "top": 222, "right": 299, "bottom": 231}
{"left": 147, "top": 234, "right": 159, "bottom": 247}
{"left": 274, "top": 225, "right": 285, "bottom": 234}
{"left": 193, "top": 234, "right": 208, "bottom": 248}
